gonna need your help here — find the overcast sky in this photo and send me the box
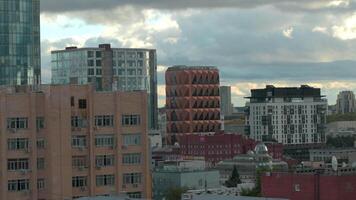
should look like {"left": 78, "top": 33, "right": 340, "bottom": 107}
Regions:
{"left": 40, "top": 0, "right": 356, "bottom": 107}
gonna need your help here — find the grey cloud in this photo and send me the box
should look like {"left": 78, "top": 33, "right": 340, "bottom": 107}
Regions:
{"left": 41, "top": 0, "right": 353, "bottom": 13}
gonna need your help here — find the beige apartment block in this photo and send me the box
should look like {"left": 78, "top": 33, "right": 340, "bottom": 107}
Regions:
{"left": 0, "top": 85, "right": 151, "bottom": 200}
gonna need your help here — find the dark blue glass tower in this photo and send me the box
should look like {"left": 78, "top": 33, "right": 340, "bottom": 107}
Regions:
{"left": 0, "top": 0, "right": 40, "bottom": 85}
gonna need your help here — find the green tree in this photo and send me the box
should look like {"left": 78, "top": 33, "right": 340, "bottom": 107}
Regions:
{"left": 225, "top": 165, "right": 242, "bottom": 187}
{"left": 165, "top": 186, "right": 188, "bottom": 200}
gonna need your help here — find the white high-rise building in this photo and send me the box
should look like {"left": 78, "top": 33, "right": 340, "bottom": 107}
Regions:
{"left": 245, "top": 85, "right": 327, "bottom": 145}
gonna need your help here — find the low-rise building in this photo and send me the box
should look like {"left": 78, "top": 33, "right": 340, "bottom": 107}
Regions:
{"left": 262, "top": 171, "right": 356, "bottom": 200}
{"left": 179, "top": 133, "right": 284, "bottom": 165}
{"left": 152, "top": 160, "right": 220, "bottom": 200}
{"left": 216, "top": 143, "right": 288, "bottom": 183}
{"left": 326, "top": 121, "right": 356, "bottom": 137}
{"left": 309, "top": 148, "right": 356, "bottom": 164}
{"left": 182, "top": 193, "right": 288, "bottom": 200}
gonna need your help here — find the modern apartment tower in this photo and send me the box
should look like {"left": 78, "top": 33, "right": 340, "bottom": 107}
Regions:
{"left": 51, "top": 44, "right": 158, "bottom": 130}
{"left": 0, "top": 85, "right": 151, "bottom": 199}
{"left": 220, "top": 86, "right": 233, "bottom": 117}
{"left": 0, "top": 0, "right": 41, "bottom": 85}
{"left": 245, "top": 85, "right": 327, "bottom": 145}
{"left": 165, "top": 66, "right": 221, "bottom": 144}
{"left": 336, "top": 91, "right": 356, "bottom": 114}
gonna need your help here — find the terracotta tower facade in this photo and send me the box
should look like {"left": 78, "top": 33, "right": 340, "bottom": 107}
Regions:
{"left": 165, "top": 66, "right": 221, "bottom": 144}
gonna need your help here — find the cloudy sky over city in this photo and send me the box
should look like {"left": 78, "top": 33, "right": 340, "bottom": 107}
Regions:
{"left": 40, "top": 0, "right": 356, "bottom": 106}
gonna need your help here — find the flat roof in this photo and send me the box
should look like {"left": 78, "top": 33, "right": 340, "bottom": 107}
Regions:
{"left": 167, "top": 65, "right": 218, "bottom": 71}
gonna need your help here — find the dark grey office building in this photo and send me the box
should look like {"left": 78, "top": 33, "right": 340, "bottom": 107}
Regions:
{"left": 0, "top": 0, "right": 41, "bottom": 85}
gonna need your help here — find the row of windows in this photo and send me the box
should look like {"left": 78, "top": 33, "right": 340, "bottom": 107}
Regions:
{"left": 5, "top": 114, "right": 140, "bottom": 130}
{"left": 72, "top": 134, "right": 141, "bottom": 148}
{"left": 72, "top": 173, "right": 142, "bottom": 187}
{"left": 7, "top": 158, "right": 29, "bottom": 171}
{"left": 7, "top": 117, "right": 44, "bottom": 130}
{"left": 8, "top": 179, "right": 45, "bottom": 192}
{"left": 72, "top": 152, "right": 141, "bottom": 169}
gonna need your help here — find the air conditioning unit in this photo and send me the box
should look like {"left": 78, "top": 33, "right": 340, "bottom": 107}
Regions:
{"left": 133, "top": 184, "right": 138, "bottom": 188}
{"left": 96, "top": 166, "right": 101, "bottom": 170}
{"left": 20, "top": 169, "right": 28, "bottom": 175}
{"left": 80, "top": 187, "right": 86, "bottom": 192}
{"left": 78, "top": 166, "right": 85, "bottom": 171}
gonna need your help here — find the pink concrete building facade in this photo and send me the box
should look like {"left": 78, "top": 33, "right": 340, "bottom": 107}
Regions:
{"left": 0, "top": 85, "right": 151, "bottom": 200}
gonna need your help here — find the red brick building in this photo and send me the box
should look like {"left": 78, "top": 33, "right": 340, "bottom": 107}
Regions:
{"left": 262, "top": 172, "right": 356, "bottom": 200}
{"left": 178, "top": 133, "right": 283, "bottom": 164}
{"left": 165, "top": 66, "right": 221, "bottom": 144}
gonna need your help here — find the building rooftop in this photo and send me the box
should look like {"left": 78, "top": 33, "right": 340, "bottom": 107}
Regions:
{"left": 167, "top": 65, "right": 218, "bottom": 71}
{"left": 246, "top": 85, "right": 324, "bottom": 99}
{"left": 182, "top": 194, "right": 288, "bottom": 200}
{"left": 52, "top": 43, "right": 155, "bottom": 53}
{"left": 77, "top": 196, "right": 146, "bottom": 200}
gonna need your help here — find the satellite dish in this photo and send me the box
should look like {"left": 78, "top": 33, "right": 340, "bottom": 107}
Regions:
{"left": 332, "top": 156, "right": 338, "bottom": 172}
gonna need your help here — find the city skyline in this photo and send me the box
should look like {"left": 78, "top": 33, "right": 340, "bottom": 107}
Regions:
{"left": 40, "top": 1, "right": 356, "bottom": 106}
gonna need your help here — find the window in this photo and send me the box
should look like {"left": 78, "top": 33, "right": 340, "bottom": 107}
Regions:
{"left": 127, "top": 192, "right": 142, "bottom": 198}
{"left": 294, "top": 184, "right": 301, "bottom": 192}
{"left": 71, "top": 116, "right": 87, "bottom": 128}
{"left": 36, "top": 117, "right": 44, "bottom": 129}
{"left": 37, "top": 139, "right": 45, "bottom": 149}
{"left": 37, "top": 179, "right": 45, "bottom": 190}
{"left": 122, "top": 115, "right": 140, "bottom": 126}
{"left": 118, "top": 69, "right": 125, "bottom": 75}
{"left": 78, "top": 99, "right": 87, "bottom": 109}
{"left": 95, "top": 115, "right": 114, "bottom": 127}
{"left": 8, "top": 179, "right": 29, "bottom": 191}
{"left": 137, "top": 52, "right": 144, "bottom": 59}
{"left": 7, "top": 159, "right": 29, "bottom": 171}
{"left": 72, "top": 136, "right": 86, "bottom": 148}
{"left": 123, "top": 173, "right": 142, "bottom": 184}
{"left": 71, "top": 96, "right": 75, "bottom": 106}
{"left": 123, "top": 134, "right": 141, "bottom": 146}
{"left": 37, "top": 158, "right": 45, "bottom": 170}
{"left": 96, "top": 155, "right": 115, "bottom": 167}
{"left": 96, "top": 60, "right": 102, "bottom": 67}
{"left": 96, "top": 175, "right": 115, "bottom": 186}
{"left": 72, "top": 176, "right": 87, "bottom": 187}
{"left": 96, "top": 51, "right": 102, "bottom": 58}
{"left": 87, "top": 51, "right": 94, "bottom": 58}
{"left": 95, "top": 135, "right": 114, "bottom": 147}
{"left": 96, "top": 68, "right": 102, "bottom": 75}
{"left": 72, "top": 156, "right": 87, "bottom": 169}
{"left": 8, "top": 138, "right": 29, "bottom": 150}
{"left": 128, "top": 69, "right": 136, "bottom": 75}
{"left": 88, "top": 68, "right": 94, "bottom": 76}
{"left": 88, "top": 60, "right": 94, "bottom": 67}
{"left": 122, "top": 153, "right": 141, "bottom": 165}
{"left": 7, "top": 117, "right": 28, "bottom": 129}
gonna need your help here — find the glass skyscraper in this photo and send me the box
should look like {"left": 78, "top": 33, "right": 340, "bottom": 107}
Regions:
{"left": 0, "top": 0, "right": 41, "bottom": 85}
{"left": 51, "top": 44, "right": 158, "bottom": 130}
